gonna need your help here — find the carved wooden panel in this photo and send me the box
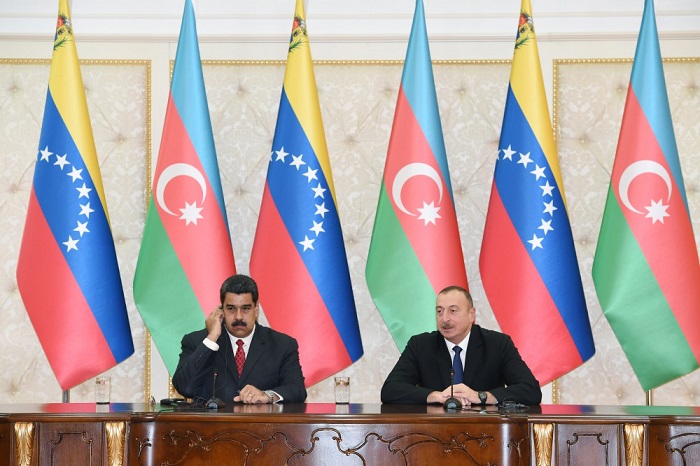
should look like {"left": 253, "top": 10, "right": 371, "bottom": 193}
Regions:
{"left": 555, "top": 423, "right": 621, "bottom": 466}
{"left": 649, "top": 422, "right": 700, "bottom": 466}
{"left": 129, "top": 419, "right": 527, "bottom": 466}
{"left": 0, "top": 420, "right": 10, "bottom": 466}
{"left": 38, "top": 422, "right": 102, "bottom": 466}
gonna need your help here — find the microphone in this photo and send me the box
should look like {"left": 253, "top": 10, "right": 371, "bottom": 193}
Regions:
{"left": 206, "top": 372, "right": 226, "bottom": 409}
{"left": 443, "top": 370, "right": 462, "bottom": 411}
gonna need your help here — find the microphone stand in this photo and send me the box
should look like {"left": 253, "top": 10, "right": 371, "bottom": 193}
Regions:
{"left": 206, "top": 372, "right": 226, "bottom": 409}
{"left": 443, "top": 370, "right": 462, "bottom": 411}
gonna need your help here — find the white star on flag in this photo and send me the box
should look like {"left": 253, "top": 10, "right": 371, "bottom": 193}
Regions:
{"left": 527, "top": 233, "right": 544, "bottom": 250}
{"left": 76, "top": 183, "right": 92, "bottom": 198}
{"left": 63, "top": 235, "right": 79, "bottom": 252}
{"left": 74, "top": 221, "right": 90, "bottom": 237}
{"left": 310, "top": 220, "right": 325, "bottom": 236}
{"left": 530, "top": 164, "right": 546, "bottom": 180}
{"left": 275, "top": 146, "right": 289, "bottom": 162}
{"left": 179, "top": 201, "right": 204, "bottom": 226}
{"left": 39, "top": 146, "right": 53, "bottom": 162}
{"left": 303, "top": 167, "right": 318, "bottom": 182}
{"left": 79, "top": 202, "right": 94, "bottom": 218}
{"left": 315, "top": 202, "right": 329, "bottom": 218}
{"left": 311, "top": 183, "right": 326, "bottom": 198}
{"left": 502, "top": 145, "right": 516, "bottom": 161}
{"left": 517, "top": 152, "right": 533, "bottom": 168}
{"left": 299, "top": 235, "right": 315, "bottom": 251}
{"left": 54, "top": 154, "right": 69, "bottom": 170}
{"left": 538, "top": 219, "right": 554, "bottom": 235}
{"left": 416, "top": 201, "right": 441, "bottom": 226}
{"left": 67, "top": 166, "right": 83, "bottom": 182}
{"left": 540, "top": 181, "right": 555, "bottom": 197}
{"left": 290, "top": 154, "right": 306, "bottom": 170}
{"left": 645, "top": 199, "right": 670, "bottom": 224}
{"left": 543, "top": 200, "right": 557, "bottom": 216}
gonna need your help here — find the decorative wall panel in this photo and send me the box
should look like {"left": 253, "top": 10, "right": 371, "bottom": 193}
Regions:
{"left": 0, "top": 59, "right": 150, "bottom": 403}
{"left": 1, "top": 57, "right": 699, "bottom": 406}
{"left": 554, "top": 58, "right": 700, "bottom": 405}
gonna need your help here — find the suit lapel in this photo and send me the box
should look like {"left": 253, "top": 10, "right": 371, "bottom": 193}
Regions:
{"left": 239, "top": 325, "right": 266, "bottom": 383}
{"left": 434, "top": 333, "right": 453, "bottom": 387}
{"left": 463, "top": 325, "right": 483, "bottom": 386}
{"left": 217, "top": 333, "right": 238, "bottom": 382}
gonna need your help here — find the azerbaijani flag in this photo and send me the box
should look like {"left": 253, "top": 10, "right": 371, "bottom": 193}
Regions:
{"left": 366, "top": 0, "right": 468, "bottom": 351}
{"left": 133, "top": 0, "right": 236, "bottom": 375}
{"left": 16, "top": 0, "right": 134, "bottom": 390}
{"left": 479, "top": 0, "right": 595, "bottom": 385}
{"left": 592, "top": 0, "right": 700, "bottom": 391}
{"left": 249, "top": 0, "right": 363, "bottom": 387}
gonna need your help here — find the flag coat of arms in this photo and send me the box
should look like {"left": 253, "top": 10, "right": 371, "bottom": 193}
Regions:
{"left": 479, "top": 0, "right": 595, "bottom": 385}
{"left": 249, "top": 0, "right": 363, "bottom": 387}
{"left": 16, "top": 0, "right": 134, "bottom": 390}
{"left": 134, "top": 0, "right": 236, "bottom": 374}
{"left": 366, "top": 0, "right": 468, "bottom": 352}
{"left": 592, "top": 0, "right": 700, "bottom": 391}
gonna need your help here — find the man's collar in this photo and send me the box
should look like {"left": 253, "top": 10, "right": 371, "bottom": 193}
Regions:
{"left": 225, "top": 323, "right": 256, "bottom": 347}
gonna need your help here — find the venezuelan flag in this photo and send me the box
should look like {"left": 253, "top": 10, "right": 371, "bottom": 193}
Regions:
{"left": 593, "top": 0, "right": 700, "bottom": 391}
{"left": 479, "top": 0, "right": 594, "bottom": 385}
{"left": 16, "top": 0, "right": 134, "bottom": 390}
{"left": 250, "top": 0, "right": 363, "bottom": 387}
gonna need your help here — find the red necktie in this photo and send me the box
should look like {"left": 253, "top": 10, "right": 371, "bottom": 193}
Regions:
{"left": 235, "top": 339, "right": 245, "bottom": 377}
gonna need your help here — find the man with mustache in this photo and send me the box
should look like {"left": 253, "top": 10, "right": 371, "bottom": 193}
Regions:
{"left": 173, "top": 274, "right": 307, "bottom": 405}
{"left": 381, "top": 286, "right": 541, "bottom": 407}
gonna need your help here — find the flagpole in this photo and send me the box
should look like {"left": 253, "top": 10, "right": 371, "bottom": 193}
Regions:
{"left": 62, "top": 389, "right": 70, "bottom": 403}
{"left": 646, "top": 389, "right": 654, "bottom": 406}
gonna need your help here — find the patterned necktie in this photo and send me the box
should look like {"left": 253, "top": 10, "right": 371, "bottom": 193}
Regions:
{"left": 452, "top": 346, "right": 464, "bottom": 384}
{"left": 235, "top": 339, "right": 245, "bottom": 377}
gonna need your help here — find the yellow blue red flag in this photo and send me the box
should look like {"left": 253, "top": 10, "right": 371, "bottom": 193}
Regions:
{"left": 479, "top": 0, "right": 595, "bottom": 385}
{"left": 16, "top": 0, "right": 134, "bottom": 390}
{"left": 250, "top": 0, "right": 363, "bottom": 386}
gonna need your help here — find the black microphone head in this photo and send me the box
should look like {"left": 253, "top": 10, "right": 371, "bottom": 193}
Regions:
{"left": 443, "top": 397, "right": 462, "bottom": 411}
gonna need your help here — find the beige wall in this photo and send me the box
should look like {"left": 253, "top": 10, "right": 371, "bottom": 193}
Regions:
{"left": 1, "top": 2, "right": 700, "bottom": 405}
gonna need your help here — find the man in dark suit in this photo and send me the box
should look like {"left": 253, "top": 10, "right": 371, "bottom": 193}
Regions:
{"left": 173, "top": 274, "right": 307, "bottom": 405}
{"left": 381, "top": 286, "right": 541, "bottom": 406}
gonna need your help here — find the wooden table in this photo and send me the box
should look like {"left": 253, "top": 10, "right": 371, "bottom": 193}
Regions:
{"left": 1, "top": 403, "right": 699, "bottom": 465}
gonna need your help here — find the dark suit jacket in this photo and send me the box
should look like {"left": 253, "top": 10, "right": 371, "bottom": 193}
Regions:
{"left": 172, "top": 324, "right": 307, "bottom": 404}
{"left": 381, "top": 325, "right": 541, "bottom": 405}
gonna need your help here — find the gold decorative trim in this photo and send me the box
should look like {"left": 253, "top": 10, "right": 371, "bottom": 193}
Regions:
{"left": 552, "top": 56, "right": 700, "bottom": 144}
{"left": 105, "top": 421, "right": 127, "bottom": 466}
{"left": 533, "top": 423, "right": 553, "bottom": 466}
{"left": 14, "top": 422, "right": 34, "bottom": 466}
{"left": 143, "top": 58, "right": 153, "bottom": 404}
{"left": 200, "top": 59, "right": 512, "bottom": 67}
{"left": 624, "top": 423, "right": 644, "bottom": 466}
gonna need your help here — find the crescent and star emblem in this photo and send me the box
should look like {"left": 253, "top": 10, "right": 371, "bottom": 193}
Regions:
{"left": 618, "top": 160, "right": 672, "bottom": 224}
{"left": 155, "top": 162, "right": 207, "bottom": 226}
{"left": 391, "top": 162, "right": 443, "bottom": 226}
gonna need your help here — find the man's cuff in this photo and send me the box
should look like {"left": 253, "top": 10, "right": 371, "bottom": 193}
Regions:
{"left": 202, "top": 337, "right": 219, "bottom": 351}
{"left": 267, "top": 390, "right": 283, "bottom": 403}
